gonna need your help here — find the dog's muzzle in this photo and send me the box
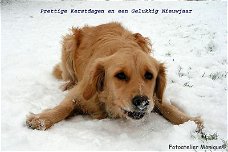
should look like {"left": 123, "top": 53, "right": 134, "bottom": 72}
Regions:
{"left": 132, "top": 95, "right": 149, "bottom": 111}
{"left": 123, "top": 95, "right": 149, "bottom": 120}
{"left": 124, "top": 110, "right": 145, "bottom": 119}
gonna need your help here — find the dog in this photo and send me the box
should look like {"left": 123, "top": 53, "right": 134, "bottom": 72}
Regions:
{"left": 26, "top": 22, "right": 203, "bottom": 130}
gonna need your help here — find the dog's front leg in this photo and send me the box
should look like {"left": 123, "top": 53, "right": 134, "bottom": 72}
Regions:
{"left": 26, "top": 96, "right": 76, "bottom": 130}
{"left": 154, "top": 98, "right": 203, "bottom": 129}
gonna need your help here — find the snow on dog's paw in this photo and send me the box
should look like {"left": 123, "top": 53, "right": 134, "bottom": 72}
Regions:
{"left": 26, "top": 113, "right": 53, "bottom": 130}
{"left": 191, "top": 116, "right": 204, "bottom": 131}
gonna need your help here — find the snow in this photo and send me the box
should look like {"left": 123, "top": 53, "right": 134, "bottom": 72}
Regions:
{"left": 1, "top": 1, "right": 227, "bottom": 151}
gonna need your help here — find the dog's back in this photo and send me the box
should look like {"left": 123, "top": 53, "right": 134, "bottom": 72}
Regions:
{"left": 53, "top": 22, "right": 151, "bottom": 88}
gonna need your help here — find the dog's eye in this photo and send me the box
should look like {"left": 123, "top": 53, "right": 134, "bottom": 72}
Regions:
{"left": 115, "top": 72, "right": 128, "bottom": 81}
{"left": 144, "top": 71, "right": 153, "bottom": 80}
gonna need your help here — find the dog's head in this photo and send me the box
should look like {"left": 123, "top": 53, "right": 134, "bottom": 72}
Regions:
{"left": 82, "top": 34, "right": 166, "bottom": 120}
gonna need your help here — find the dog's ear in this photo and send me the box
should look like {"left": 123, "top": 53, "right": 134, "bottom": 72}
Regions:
{"left": 155, "top": 63, "right": 167, "bottom": 102}
{"left": 133, "top": 33, "right": 152, "bottom": 53}
{"left": 82, "top": 61, "right": 105, "bottom": 100}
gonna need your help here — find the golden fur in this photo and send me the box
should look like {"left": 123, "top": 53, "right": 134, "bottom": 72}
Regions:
{"left": 26, "top": 22, "right": 203, "bottom": 130}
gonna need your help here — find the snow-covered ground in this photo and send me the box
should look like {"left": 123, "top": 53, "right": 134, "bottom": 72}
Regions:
{"left": 1, "top": 1, "right": 227, "bottom": 151}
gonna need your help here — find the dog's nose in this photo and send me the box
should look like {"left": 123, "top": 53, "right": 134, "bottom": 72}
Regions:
{"left": 132, "top": 95, "right": 149, "bottom": 111}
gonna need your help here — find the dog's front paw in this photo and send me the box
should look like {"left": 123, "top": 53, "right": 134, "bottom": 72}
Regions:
{"left": 191, "top": 116, "right": 204, "bottom": 131}
{"left": 26, "top": 113, "right": 53, "bottom": 130}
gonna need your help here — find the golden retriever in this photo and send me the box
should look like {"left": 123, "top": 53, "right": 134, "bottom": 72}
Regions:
{"left": 26, "top": 22, "right": 202, "bottom": 130}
